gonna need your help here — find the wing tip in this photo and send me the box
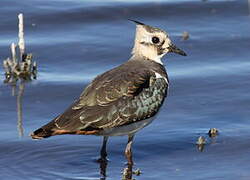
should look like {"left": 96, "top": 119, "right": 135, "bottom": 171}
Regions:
{"left": 30, "top": 128, "right": 51, "bottom": 139}
{"left": 30, "top": 133, "right": 44, "bottom": 140}
{"left": 30, "top": 128, "right": 99, "bottom": 139}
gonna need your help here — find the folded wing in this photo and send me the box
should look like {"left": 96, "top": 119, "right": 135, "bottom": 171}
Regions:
{"left": 31, "top": 61, "right": 168, "bottom": 139}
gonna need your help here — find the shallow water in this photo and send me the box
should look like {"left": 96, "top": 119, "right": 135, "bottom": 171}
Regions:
{"left": 1, "top": 0, "right": 250, "bottom": 179}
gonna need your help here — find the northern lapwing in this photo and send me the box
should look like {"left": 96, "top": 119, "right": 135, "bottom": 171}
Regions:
{"left": 31, "top": 20, "right": 186, "bottom": 165}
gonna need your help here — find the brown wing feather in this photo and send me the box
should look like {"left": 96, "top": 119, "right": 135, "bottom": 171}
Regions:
{"left": 31, "top": 60, "right": 168, "bottom": 139}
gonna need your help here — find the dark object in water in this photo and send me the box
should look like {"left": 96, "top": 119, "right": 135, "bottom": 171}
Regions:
{"left": 196, "top": 136, "right": 206, "bottom": 152}
{"left": 208, "top": 128, "right": 219, "bottom": 138}
{"left": 182, "top": 31, "right": 190, "bottom": 41}
{"left": 2, "top": 14, "right": 37, "bottom": 84}
{"left": 133, "top": 168, "right": 142, "bottom": 176}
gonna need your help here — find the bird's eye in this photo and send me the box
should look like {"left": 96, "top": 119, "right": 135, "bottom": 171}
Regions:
{"left": 152, "top": 36, "right": 160, "bottom": 44}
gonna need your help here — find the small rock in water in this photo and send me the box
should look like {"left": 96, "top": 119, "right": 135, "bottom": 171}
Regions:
{"left": 133, "top": 168, "right": 141, "bottom": 176}
{"left": 196, "top": 136, "right": 206, "bottom": 145}
{"left": 196, "top": 136, "right": 206, "bottom": 152}
{"left": 208, "top": 128, "right": 219, "bottom": 137}
{"left": 182, "top": 31, "right": 189, "bottom": 40}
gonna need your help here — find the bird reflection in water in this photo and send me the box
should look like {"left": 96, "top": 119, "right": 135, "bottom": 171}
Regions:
{"left": 98, "top": 155, "right": 141, "bottom": 180}
{"left": 99, "top": 159, "right": 108, "bottom": 179}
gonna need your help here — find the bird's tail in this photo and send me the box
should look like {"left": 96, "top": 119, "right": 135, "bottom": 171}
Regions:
{"left": 30, "top": 121, "right": 56, "bottom": 139}
{"left": 30, "top": 120, "right": 99, "bottom": 139}
{"left": 30, "top": 128, "right": 51, "bottom": 139}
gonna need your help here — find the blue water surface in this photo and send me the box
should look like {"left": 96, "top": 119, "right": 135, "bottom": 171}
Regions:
{"left": 0, "top": 0, "right": 250, "bottom": 179}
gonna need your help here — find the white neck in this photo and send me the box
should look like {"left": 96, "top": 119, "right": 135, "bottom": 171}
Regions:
{"left": 152, "top": 54, "right": 164, "bottom": 65}
{"left": 131, "top": 53, "right": 164, "bottom": 65}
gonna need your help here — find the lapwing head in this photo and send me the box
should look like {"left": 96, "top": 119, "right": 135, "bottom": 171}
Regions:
{"left": 130, "top": 20, "right": 186, "bottom": 64}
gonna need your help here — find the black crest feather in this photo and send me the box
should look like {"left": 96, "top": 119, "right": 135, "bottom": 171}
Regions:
{"left": 128, "top": 19, "right": 145, "bottom": 25}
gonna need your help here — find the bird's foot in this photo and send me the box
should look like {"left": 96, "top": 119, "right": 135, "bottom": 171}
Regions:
{"left": 121, "top": 165, "right": 141, "bottom": 180}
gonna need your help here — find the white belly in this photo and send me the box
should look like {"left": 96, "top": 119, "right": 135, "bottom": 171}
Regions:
{"left": 98, "top": 116, "right": 156, "bottom": 136}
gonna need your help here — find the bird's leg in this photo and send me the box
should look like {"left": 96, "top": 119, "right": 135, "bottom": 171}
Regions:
{"left": 98, "top": 136, "right": 109, "bottom": 178}
{"left": 125, "top": 134, "right": 135, "bottom": 166}
{"left": 98, "top": 136, "right": 108, "bottom": 162}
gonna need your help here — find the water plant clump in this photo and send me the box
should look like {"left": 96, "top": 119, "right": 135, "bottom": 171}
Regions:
{"left": 2, "top": 13, "right": 37, "bottom": 84}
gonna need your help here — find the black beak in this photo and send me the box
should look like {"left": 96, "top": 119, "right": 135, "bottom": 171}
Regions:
{"left": 168, "top": 43, "right": 187, "bottom": 56}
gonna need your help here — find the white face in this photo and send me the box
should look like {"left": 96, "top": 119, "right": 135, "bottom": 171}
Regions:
{"left": 132, "top": 24, "right": 186, "bottom": 64}
{"left": 132, "top": 25, "right": 171, "bottom": 63}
